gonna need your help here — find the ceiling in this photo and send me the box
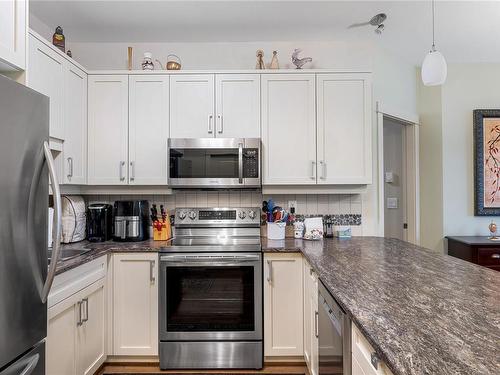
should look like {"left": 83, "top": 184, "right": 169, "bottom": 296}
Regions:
{"left": 30, "top": 1, "right": 500, "bottom": 65}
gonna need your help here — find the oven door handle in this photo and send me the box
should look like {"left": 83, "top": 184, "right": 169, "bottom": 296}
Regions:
{"left": 160, "top": 254, "right": 260, "bottom": 263}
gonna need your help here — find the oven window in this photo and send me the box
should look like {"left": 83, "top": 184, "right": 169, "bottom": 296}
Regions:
{"left": 169, "top": 148, "right": 239, "bottom": 179}
{"left": 166, "top": 266, "right": 255, "bottom": 331}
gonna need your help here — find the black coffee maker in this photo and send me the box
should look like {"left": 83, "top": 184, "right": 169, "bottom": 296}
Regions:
{"left": 87, "top": 204, "right": 113, "bottom": 242}
{"left": 113, "top": 200, "right": 149, "bottom": 242}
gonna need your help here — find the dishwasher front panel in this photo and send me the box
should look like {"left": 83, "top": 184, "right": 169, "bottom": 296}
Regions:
{"left": 318, "top": 281, "right": 351, "bottom": 375}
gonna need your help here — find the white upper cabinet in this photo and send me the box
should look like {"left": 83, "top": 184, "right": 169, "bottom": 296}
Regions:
{"left": 0, "top": 0, "right": 26, "bottom": 70}
{"left": 317, "top": 73, "right": 372, "bottom": 184}
{"left": 261, "top": 74, "right": 316, "bottom": 184}
{"left": 170, "top": 74, "right": 215, "bottom": 138}
{"left": 63, "top": 64, "right": 87, "bottom": 184}
{"left": 215, "top": 74, "right": 260, "bottom": 138}
{"left": 88, "top": 75, "right": 129, "bottom": 185}
{"left": 28, "top": 34, "right": 65, "bottom": 140}
{"left": 128, "top": 75, "right": 169, "bottom": 185}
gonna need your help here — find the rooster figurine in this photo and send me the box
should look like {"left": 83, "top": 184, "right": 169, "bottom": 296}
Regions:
{"left": 291, "top": 49, "right": 312, "bottom": 69}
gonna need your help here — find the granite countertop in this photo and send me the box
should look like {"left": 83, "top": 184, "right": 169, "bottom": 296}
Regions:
{"left": 54, "top": 239, "right": 172, "bottom": 274}
{"left": 262, "top": 237, "right": 500, "bottom": 375}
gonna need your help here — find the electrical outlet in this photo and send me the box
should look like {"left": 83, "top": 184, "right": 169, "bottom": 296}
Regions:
{"left": 288, "top": 200, "right": 297, "bottom": 211}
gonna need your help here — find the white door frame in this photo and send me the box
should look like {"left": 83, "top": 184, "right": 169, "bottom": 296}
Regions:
{"left": 377, "top": 102, "right": 420, "bottom": 244}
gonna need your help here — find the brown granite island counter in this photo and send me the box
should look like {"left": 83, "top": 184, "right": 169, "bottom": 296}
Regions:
{"left": 262, "top": 237, "right": 500, "bottom": 375}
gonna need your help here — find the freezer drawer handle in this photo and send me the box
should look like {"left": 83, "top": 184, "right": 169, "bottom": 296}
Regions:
{"left": 19, "top": 353, "right": 40, "bottom": 375}
{"left": 41, "top": 141, "right": 62, "bottom": 303}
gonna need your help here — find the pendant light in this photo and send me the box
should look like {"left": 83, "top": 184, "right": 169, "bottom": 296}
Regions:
{"left": 421, "top": 0, "right": 447, "bottom": 86}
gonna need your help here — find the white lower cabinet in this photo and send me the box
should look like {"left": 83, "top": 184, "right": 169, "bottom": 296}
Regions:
{"left": 112, "top": 253, "right": 158, "bottom": 355}
{"left": 352, "top": 324, "right": 394, "bottom": 375}
{"left": 263, "top": 253, "right": 303, "bottom": 356}
{"left": 303, "top": 259, "right": 319, "bottom": 375}
{"left": 47, "top": 256, "right": 107, "bottom": 375}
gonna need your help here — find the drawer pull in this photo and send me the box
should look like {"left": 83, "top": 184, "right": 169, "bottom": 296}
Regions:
{"left": 370, "top": 352, "right": 380, "bottom": 370}
{"left": 491, "top": 254, "right": 500, "bottom": 259}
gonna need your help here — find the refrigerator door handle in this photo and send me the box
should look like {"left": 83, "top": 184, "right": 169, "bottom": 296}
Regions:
{"left": 41, "top": 141, "right": 63, "bottom": 303}
{"left": 18, "top": 353, "right": 40, "bottom": 375}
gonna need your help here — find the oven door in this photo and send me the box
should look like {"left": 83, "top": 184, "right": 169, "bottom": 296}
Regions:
{"left": 168, "top": 138, "right": 260, "bottom": 188}
{"left": 159, "top": 252, "right": 262, "bottom": 341}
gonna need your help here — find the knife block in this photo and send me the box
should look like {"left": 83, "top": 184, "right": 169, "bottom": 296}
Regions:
{"left": 153, "top": 220, "right": 171, "bottom": 241}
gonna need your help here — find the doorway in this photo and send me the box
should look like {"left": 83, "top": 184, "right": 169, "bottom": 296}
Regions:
{"left": 381, "top": 115, "right": 419, "bottom": 242}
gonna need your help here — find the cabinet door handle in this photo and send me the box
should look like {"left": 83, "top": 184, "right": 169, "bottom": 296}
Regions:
{"left": 119, "top": 161, "right": 126, "bottom": 181}
{"left": 77, "top": 300, "right": 83, "bottom": 326}
{"left": 319, "top": 160, "right": 326, "bottom": 180}
{"left": 129, "top": 161, "right": 135, "bottom": 182}
{"left": 82, "top": 298, "right": 89, "bottom": 323}
{"left": 491, "top": 253, "right": 500, "bottom": 259}
{"left": 150, "top": 261, "right": 155, "bottom": 283}
{"left": 370, "top": 352, "right": 380, "bottom": 370}
{"left": 208, "top": 114, "right": 214, "bottom": 134}
{"left": 217, "top": 114, "right": 223, "bottom": 133}
{"left": 67, "top": 157, "right": 73, "bottom": 178}
{"left": 314, "top": 310, "right": 319, "bottom": 338}
{"left": 266, "top": 260, "right": 272, "bottom": 283}
{"left": 311, "top": 161, "right": 316, "bottom": 180}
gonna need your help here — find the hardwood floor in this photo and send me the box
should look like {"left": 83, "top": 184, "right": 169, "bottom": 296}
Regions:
{"left": 96, "top": 362, "right": 307, "bottom": 375}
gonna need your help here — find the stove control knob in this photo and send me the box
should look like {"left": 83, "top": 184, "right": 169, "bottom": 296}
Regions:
{"left": 188, "top": 210, "right": 197, "bottom": 220}
{"left": 248, "top": 210, "right": 257, "bottom": 220}
{"left": 238, "top": 211, "right": 246, "bottom": 219}
{"left": 177, "top": 211, "right": 186, "bottom": 220}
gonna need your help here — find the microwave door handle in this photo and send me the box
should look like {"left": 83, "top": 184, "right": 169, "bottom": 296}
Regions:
{"left": 238, "top": 142, "right": 243, "bottom": 184}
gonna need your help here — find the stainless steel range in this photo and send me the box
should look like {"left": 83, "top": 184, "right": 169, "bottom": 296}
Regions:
{"left": 159, "top": 207, "right": 263, "bottom": 369}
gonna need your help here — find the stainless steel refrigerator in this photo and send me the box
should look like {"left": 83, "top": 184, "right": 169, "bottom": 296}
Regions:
{"left": 0, "top": 75, "right": 62, "bottom": 375}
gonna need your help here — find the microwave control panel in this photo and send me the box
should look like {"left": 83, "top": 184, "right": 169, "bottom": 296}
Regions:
{"left": 243, "top": 149, "right": 259, "bottom": 178}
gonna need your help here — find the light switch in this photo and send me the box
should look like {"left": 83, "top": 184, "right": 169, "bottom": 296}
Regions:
{"left": 385, "top": 172, "right": 394, "bottom": 183}
{"left": 387, "top": 197, "right": 398, "bottom": 209}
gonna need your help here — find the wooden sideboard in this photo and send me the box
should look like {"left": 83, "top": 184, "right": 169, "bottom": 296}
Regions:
{"left": 446, "top": 236, "right": 500, "bottom": 271}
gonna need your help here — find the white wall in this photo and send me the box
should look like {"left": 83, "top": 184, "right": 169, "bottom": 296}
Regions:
{"left": 441, "top": 64, "right": 500, "bottom": 237}
{"left": 417, "top": 72, "right": 444, "bottom": 252}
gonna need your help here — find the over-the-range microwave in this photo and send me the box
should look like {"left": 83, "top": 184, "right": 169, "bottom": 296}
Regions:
{"left": 167, "top": 138, "right": 261, "bottom": 189}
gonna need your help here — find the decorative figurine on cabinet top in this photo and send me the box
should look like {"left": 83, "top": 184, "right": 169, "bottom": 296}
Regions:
{"left": 255, "top": 49, "right": 266, "bottom": 70}
{"left": 52, "top": 26, "right": 65, "bottom": 52}
{"left": 141, "top": 52, "right": 154, "bottom": 70}
{"left": 291, "top": 48, "right": 312, "bottom": 69}
{"left": 270, "top": 50, "right": 279, "bottom": 69}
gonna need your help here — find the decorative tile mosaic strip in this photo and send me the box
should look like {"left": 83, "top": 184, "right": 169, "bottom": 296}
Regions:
{"left": 295, "top": 214, "right": 362, "bottom": 226}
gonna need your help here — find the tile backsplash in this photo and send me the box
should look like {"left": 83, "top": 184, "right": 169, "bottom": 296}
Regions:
{"left": 85, "top": 192, "right": 362, "bottom": 215}
{"left": 84, "top": 192, "right": 363, "bottom": 235}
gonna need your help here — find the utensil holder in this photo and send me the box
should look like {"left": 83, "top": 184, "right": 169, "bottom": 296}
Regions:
{"left": 267, "top": 222, "right": 286, "bottom": 240}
